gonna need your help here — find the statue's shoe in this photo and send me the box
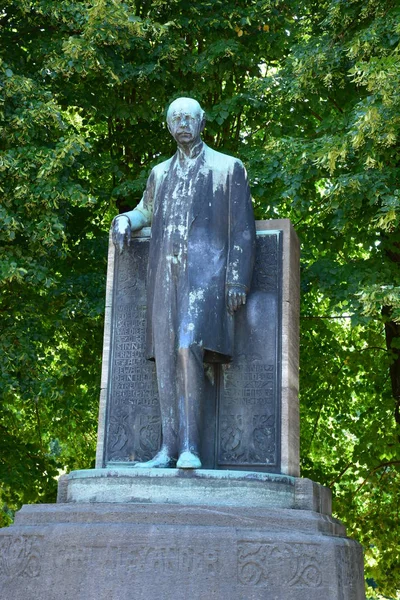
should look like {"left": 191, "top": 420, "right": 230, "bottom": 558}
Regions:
{"left": 133, "top": 449, "right": 176, "bottom": 468}
{"left": 176, "top": 451, "right": 202, "bottom": 469}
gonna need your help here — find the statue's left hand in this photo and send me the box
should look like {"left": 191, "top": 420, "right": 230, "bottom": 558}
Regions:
{"left": 227, "top": 286, "right": 247, "bottom": 315}
{"left": 112, "top": 215, "right": 131, "bottom": 254}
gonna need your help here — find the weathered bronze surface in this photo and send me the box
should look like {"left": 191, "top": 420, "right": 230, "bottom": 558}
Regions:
{"left": 110, "top": 98, "right": 256, "bottom": 469}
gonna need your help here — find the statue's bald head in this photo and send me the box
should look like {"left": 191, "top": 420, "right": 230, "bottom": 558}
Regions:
{"left": 166, "top": 98, "right": 206, "bottom": 148}
{"left": 167, "top": 97, "right": 205, "bottom": 123}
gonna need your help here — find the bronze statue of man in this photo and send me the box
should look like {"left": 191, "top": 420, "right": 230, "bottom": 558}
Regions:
{"left": 112, "top": 97, "right": 255, "bottom": 469}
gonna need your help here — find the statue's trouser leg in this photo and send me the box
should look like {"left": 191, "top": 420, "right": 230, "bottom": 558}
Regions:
{"left": 153, "top": 338, "right": 178, "bottom": 457}
{"left": 176, "top": 344, "right": 204, "bottom": 455}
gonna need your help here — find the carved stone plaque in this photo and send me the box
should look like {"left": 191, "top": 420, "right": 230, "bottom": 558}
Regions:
{"left": 217, "top": 232, "right": 281, "bottom": 472}
{"left": 104, "top": 238, "right": 161, "bottom": 464}
{"left": 99, "top": 221, "right": 298, "bottom": 475}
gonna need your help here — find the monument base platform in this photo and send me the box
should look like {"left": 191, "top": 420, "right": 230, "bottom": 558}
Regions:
{"left": 58, "top": 468, "right": 333, "bottom": 513}
{"left": 0, "top": 475, "right": 365, "bottom": 599}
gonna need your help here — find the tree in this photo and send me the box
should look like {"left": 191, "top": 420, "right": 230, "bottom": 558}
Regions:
{"left": 0, "top": 0, "right": 399, "bottom": 595}
{"left": 0, "top": 0, "right": 108, "bottom": 516}
{"left": 254, "top": 1, "right": 400, "bottom": 595}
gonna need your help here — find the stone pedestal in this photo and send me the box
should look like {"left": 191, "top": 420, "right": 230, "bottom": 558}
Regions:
{"left": 0, "top": 471, "right": 365, "bottom": 599}
{"left": 58, "top": 468, "right": 332, "bottom": 513}
{"left": 0, "top": 218, "right": 366, "bottom": 598}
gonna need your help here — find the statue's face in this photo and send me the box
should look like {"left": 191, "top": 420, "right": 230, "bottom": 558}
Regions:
{"left": 167, "top": 99, "right": 205, "bottom": 146}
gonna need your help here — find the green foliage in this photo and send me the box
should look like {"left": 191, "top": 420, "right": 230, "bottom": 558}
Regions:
{"left": 264, "top": 2, "right": 400, "bottom": 596}
{"left": 0, "top": 1, "right": 107, "bottom": 513}
{"left": 0, "top": 0, "right": 399, "bottom": 595}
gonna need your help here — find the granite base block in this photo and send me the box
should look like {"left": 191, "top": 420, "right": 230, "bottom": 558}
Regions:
{"left": 0, "top": 500, "right": 365, "bottom": 600}
{"left": 60, "top": 469, "right": 332, "bottom": 515}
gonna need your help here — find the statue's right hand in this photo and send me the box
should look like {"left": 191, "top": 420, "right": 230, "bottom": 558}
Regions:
{"left": 111, "top": 215, "right": 131, "bottom": 254}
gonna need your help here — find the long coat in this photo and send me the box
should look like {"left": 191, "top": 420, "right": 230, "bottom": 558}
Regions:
{"left": 134, "top": 142, "right": 255, "bottom": 361}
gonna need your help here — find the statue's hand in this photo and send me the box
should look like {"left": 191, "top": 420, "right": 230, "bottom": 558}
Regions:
{"left": 112, "top": 215, "right": 131, "bottom": 254}
{"left": 227, "top": 285, "right": 247, "bottom": 315}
